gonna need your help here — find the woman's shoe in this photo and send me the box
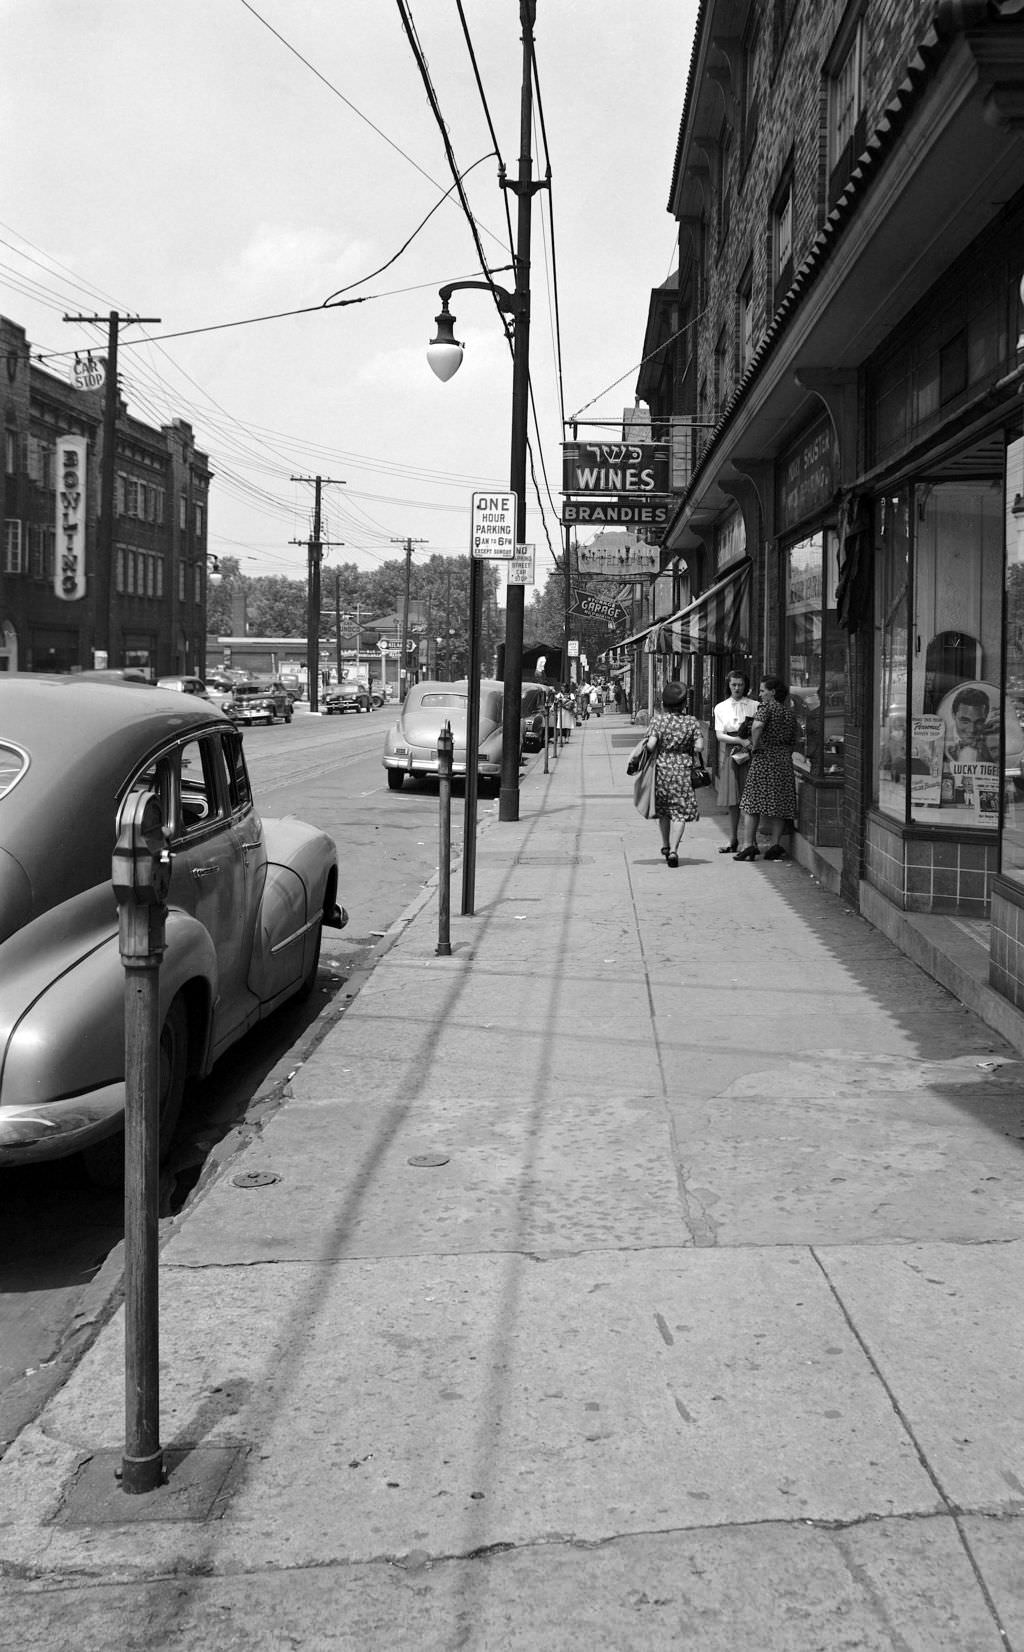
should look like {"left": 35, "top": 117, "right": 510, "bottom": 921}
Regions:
{"left": 763, "top": 845, "right": 787, "bottom": 860}
{"left": 660, "top": 846, "right": 670, "bottom": 859}
{"left": 718, "top": 841, "right": 738, "bottom": 854}
{"left": 733, "top": 846, "right": 759, "bottom": 861}
{"left": 666, "top": 851, "right": 679, "bottom": 868}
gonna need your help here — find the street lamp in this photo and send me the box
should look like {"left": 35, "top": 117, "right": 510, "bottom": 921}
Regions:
{"left": 425, "top": 0, "right": 540, "bottom": 906}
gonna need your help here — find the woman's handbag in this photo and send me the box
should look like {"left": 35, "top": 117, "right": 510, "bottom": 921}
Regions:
{"left": 627, "top": 741, "right": 658, "bottom": 818}
{"left": 689, "top": 753, "right": 713, "bottom": 789}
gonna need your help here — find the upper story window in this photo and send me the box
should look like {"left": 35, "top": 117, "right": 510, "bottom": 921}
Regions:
{"left": 827, "top": 5, "right": 866, "bottom": 206}
{"left": 5, "top": 431, "right": 17, "bottom": 476}
{"left": 741, "top": 15, "right": 760, "bottom": 164}
{"left": 772, "top": 164, "right": 795, "bottom": 305}
{"left": 714, "top": 327, "right": 729, "bottom": 420}
{"left": 738, "top": 262, "right": 755, "bottom": 373}
{"left": 4, "top": 520, "right": 23, "bottom": 574}
{"left": 717, "top": 127, "right": 733, "bottom": 247}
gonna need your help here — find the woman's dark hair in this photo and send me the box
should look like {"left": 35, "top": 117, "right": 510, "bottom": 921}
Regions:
{"left": 760, "top": 674, "right": 789, "bottom": 703}
{"left": 726, "top": 670, "right": 750, "bottom": 694}
{"left": 662, "top": 681, "right": 686, "bottom": 709}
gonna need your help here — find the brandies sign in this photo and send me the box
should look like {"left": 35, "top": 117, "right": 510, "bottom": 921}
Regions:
{"left": 54, "top": 436, "right": 87, "bottom": 601}
{"left": 562, "top": 441, "right": 669, "bottom": 495}
{"left": 562, "top": 497, "right": 671, "bottom": 526}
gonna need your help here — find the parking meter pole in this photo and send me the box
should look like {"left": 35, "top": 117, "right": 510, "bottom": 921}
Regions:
{"left": 436, "top": 723, "right": 453, "bottom": 957}
{"left": 112, "top": 792, "right": 172, "bottom": 1496}
{"left": 542, "top": 695, "right": 550, "bottom": 773}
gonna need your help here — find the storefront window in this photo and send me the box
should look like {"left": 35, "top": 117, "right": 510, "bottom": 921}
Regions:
{"left": 876, "top": 491, "right": 911, "bottom": 816}
{"left": 876, "top": 476, "right": 1003, "bottom": 828}
{"left": 1003, "top": 437, "right": 1024, "bottom": 877}
{"left": 785, "top": 529, "right": 844, "bottom": 777}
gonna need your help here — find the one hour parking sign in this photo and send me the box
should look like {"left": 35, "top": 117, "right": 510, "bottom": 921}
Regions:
{"left": 471, "top": 491, "right": 515, "bottom": 559}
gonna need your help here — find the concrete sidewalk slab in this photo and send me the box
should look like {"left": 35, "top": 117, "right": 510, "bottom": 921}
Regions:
{"left": 1, "top": 715, "right": 1021, "bottom": 1649}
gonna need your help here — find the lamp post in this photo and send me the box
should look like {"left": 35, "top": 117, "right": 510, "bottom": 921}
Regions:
{"left": 427, "top": 0, "right": 541, "bottom": 892}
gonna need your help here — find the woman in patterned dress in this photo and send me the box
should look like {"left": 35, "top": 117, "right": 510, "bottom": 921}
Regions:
{"left": 634, "top": 680, "right": 704, "bottom": 867}
{"left": 733, "top": 675, "right": 799, "bottom": 861}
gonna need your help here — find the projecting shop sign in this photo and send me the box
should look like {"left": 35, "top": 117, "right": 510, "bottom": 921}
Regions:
{"left": 562, "top": 442, "right": 669, "bottom": 495}
{"left": 470, "top": 491, "right": 515, "bottom": 559}
{"left": 54, "top": 436, "right": 87, "bottom": 601}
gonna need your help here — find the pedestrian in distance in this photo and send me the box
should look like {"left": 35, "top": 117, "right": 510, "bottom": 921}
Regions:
{"left": 733, "top": 675, "right": 799, "bottom": 861}
{"left": 627, "top": 680, "right": 704, "bottom": 867}
{"left": 713, "top": 669, "right": 760, "bottom": 854}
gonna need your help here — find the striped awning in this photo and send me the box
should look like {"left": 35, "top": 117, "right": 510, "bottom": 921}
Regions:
{"left": 650, "top": 562, "right": 750, "bottom": 656}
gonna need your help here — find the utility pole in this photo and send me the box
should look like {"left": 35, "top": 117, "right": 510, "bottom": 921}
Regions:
{"left": 63, "top": 310, "right": 161, "bottom": 667}
{"left": 391, "top": 537, "right": 427, "bottom": 700}
{"left": 292, "top": 476, "right": 344, "bottom": 713}
{"left": 499, "top": 0, "right": 540, "bottom": 822}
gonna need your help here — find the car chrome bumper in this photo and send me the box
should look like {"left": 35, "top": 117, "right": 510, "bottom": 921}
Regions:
{"left": 0, "top": 1082, "right": 125, "bottom": 1166}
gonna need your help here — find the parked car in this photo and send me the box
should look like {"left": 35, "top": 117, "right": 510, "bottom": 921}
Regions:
{"left": 0, "top": 675, "right": 346, "bottom": 1180}
{"left": 382, "top": 678, "right": 520, "bottom": 793}
{"left": 223, "top": 679, "right": 293, "bottom": 725}
{"left": 156, "top": 675, "right": 211, "bottom": 699}
{"left": 521, "top": 684, "right": 551, "bottom": 752}
{"left": 325, "top": 681, "right": 372, "bottom": 715}
{"left": 279, "top": 674, "right": 303, "bottom": 703}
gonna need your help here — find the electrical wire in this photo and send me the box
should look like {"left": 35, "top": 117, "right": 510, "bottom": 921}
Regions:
{"left": 395, "top": 0, "right": 512, "bottom": 345}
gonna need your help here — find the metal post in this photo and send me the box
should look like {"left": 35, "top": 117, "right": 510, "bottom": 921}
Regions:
{"left": 112, "top": 792, "right": 172, "bottom": 1495}
{"left": 462, "top": 555, "right": 483, "bottom": 915}
{"left": 543, "top": 690, "right": 550, "bottom": 773}
{"left": 499, "top": 0, "right": 538, "bottom": 823}
{"left": 436, "top": 722, "right": 453, "bottom": 956}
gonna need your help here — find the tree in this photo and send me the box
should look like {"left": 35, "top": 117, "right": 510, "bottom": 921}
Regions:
{"left": 245, "top": 575, "right": 307, "bottom": 636}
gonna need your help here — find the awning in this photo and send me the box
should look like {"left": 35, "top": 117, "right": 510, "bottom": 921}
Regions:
{"left": 651, "top": 562, "right": 750, "bottom": 656}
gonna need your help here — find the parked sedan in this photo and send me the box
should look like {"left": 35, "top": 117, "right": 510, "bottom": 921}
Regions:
{"left": 325, "top": 681, "right": 372, "bottom": 714}
{"left": 223, "top": 679, "right": 293, "bottom": 725}
{"left": 0, "top": 676, "right": 346, "bottom": 1180}
{"left": 382, "top": 678, "right": 519, "bottom": 793}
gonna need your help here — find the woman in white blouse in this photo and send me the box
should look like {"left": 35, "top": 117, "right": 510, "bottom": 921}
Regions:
{"left": 713, "top": 670, "right": 760, "bottom": 853}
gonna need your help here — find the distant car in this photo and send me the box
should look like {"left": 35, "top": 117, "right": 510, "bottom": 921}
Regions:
{"left": 156, "top": 675, "right": 211, "bottom": 700}
{"left": 325, "top": 681, "right": 372, "bottom": 715}
{"left": 0, "top": 675, "right": 345, "bottom": 1180}
{"left": 279, "top": 674, "right": 303, "bottom": 703}
{"left": 223, "top": 680, "right": 293, "bottom": 725}
{"left": 382, "top": 678, "right": 520, "bottom": 793}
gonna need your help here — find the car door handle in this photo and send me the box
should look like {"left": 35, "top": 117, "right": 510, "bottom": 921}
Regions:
{"left": 241, "top": 839, "right": 262, "bottom": 855}
{"left": 191, "top": 864, "right": 220, "bottom": 880}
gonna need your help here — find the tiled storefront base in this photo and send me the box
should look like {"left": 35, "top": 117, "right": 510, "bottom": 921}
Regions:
{"left": 864, "top": 810, "right": 997, "bottom": 915}
{"left": 990, "top": 874, "right": 1024, "bottom": 1014}
{"left": 796, "top": 775, "right": 844, "bottom": 848}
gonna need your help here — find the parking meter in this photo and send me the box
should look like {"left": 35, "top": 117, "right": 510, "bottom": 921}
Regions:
{"left": 112, "top": 792, "right": 172, "bottom": 962}
{"left": 111, "top": 789, "right": 173, "bottom": 1495}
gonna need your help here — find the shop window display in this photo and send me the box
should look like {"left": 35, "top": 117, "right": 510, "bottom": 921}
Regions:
{"left": 876, "top": 476, "right": 1006, "bottom": 829}
{"left": 785, "top": 529, "right": 844, "bottom": 777}
{"left": 1003, "top": 437, "right": 1024, "bottom": 876}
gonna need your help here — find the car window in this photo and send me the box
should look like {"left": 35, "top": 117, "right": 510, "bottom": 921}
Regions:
{"left": 0, "top": 741, "right": 29, "bottom": 801}
{"left": 224, "top": 730, "right": 253, "bottom": 813}
{"left": 177, "top": 737, "right": 226, "bottom": 835}
{"left": 419, "top": 693, "right": 467, "bottom": 709}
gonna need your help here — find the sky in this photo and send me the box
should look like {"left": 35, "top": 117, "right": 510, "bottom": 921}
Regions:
{"left": 0, "top": 0, "right": 698, "bottom": 595}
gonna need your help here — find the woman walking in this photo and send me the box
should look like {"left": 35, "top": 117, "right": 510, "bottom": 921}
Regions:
{"left": 629, "top": 680, "right": 704, "bottom": 867}
{"left": 713, "top": 670, "right": 760, "bottom": 854}
{"left": 734, "top": 675, "right": 799, "bottom": 861}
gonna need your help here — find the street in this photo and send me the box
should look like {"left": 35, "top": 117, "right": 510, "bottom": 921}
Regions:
{"left": 0, "top": 702, "right": 482, "bottom": 1455}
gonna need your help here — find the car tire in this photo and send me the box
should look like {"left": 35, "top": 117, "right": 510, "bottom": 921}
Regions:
{"left": 386, "top": 769, "right": 404, "bottom": 791}
{"left": 81, "top": 995, "right": 190, "bottom": 1189}
{"left": 285, "top": 708, "right": 293, "bottom": 723}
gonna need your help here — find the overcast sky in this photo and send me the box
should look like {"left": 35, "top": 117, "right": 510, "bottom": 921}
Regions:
{"left": 1, "top": 1, "right": 697, "bottom": 593}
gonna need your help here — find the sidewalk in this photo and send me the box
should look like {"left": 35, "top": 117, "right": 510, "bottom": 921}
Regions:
{"left": 1, "top": 713, "right": 1023, "bottom": 1650}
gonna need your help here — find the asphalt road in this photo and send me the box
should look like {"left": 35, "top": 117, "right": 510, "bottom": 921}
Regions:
{"left": 0, "top": 700, "right": 475, "bottom": 1454}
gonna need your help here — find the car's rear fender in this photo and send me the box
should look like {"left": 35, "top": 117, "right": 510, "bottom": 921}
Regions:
{"left": 250, "top": 817, "right": 343, "bottom": 1001}
{"left": 0, "top": 897, "right": 218, "bottom": 1115}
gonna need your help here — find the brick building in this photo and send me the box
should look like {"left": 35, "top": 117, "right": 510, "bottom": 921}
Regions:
{"left": 625, "top": 0, "right": 1024, "bottom": 1009}
{"left": 0, "top": 316, "right": 212, "bottom": 677}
